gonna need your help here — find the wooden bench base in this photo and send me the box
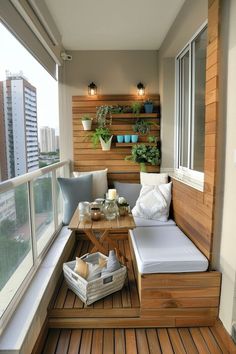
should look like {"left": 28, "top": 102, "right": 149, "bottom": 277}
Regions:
{"left": 128, "top": 234, "right": 221, "bottom": 328}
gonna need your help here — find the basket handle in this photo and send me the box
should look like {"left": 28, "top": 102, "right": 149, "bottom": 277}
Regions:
{"left": 80, "top": 253, "right": 89, "bottom": 260}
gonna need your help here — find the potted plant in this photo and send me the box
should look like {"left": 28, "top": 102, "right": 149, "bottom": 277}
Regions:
{"left": 131, "top": 102, "right": 142, "bottom": 116}
{"left": 91, "top": 127, "right": 113, "bottom": 151}
{"left": 96, "top": 105, "right": 113, "bottom": 127}
{"left": 125, "top": 143, "right": 160, "bottom": 172}
{"left": 144, "top": 99, "right": 153, "bottom": 114}
{"left": 133, "top": 119, "right": 152, "bottom": 135}
{"left": 81, "top": 115, "right": 93, "bottom": 130}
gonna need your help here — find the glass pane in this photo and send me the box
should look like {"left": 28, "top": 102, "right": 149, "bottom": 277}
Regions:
{"left": 0, "top": 185, "right": 33, "bottom": 318}
{"left": 33, "top": 173, "right": 54, "bottom": 255}
{"left": 56, "top": 167, "right": 64, "bottom": 225}
{"left": 192, "top": 28, "right": 207, "bottom": 172}
{"left": 180, "top": 51, "right": 190, "bottom": 168}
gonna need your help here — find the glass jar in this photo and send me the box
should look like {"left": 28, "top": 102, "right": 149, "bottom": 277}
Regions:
{"left": 90, "top": 202, "right": 102, "bottom": 221}
{"left": 78, "top": 201, "right": 90, "bottom": 222}
{"left": 104, "top": 199, "right": 119, "bottom": 221}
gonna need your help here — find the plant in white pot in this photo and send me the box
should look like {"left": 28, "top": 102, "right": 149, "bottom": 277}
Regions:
{"left": 91, "top": 127, "right": 113, "bottom": 151}
{"left": 81, "top": 115, "right": 93, "bottom": 130}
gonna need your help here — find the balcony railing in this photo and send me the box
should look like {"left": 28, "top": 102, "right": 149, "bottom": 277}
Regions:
{"left": 0, "top": 160, "right": 70, "bottom": 333}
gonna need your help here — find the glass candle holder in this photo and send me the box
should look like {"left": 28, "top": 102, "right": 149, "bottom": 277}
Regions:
{"left": 78, "top": 201, "right": 90, "bottom": 222}
{"left": 104, "top": 199, "right": 119, "bottom": 221}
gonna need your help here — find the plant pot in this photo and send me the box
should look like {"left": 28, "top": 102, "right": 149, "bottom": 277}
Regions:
{"left": 131, "top": 135, "right": 138, "bottom": 143}
{"left": 144, "top": 103, "right": 153, "bottom": 114}
{"left": 99, "top": 136, "right": 113, "bottom": 151}
{"left": 140, "top": 162, "right": 147, "bottom": 172}
{"left": 82, "top": 120, "right": 92, "bottom": 130}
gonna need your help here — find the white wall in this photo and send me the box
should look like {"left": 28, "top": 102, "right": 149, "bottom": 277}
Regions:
{"left": 59, "top": 50, "right": 158, "bottom": 160}
{"left": 215, "top": 0, "right": 236, "bottom": 334}
{"left": 158, "top": 0, "right": 208, "bottom": 171}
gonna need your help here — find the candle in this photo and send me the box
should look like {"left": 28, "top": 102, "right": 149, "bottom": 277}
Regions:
{"left": 108, "top": 189, "right": 117, "bottom": 200}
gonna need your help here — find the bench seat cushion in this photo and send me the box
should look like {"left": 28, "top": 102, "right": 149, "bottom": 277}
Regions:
{"left": 129, "top": 226, "right": 208, "bottom": 274}
{"left": 133, "top": 216, "right": 175, "bottom": 227}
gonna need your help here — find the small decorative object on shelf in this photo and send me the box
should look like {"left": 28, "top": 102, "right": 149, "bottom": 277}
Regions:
{"left": 104, "top": 199, "right": 119, "bottom": 220}
{"left": 144, "top": 99, "right": 153, "bottom": 113}
{"left": 81, "top": 114, "right": 93, "bottom": 130}
{"left": 78, "top": 201, "right": 91, "bottom": 222}
{"left": 90, "top": 202, "right": 102, "bottom": 221}
{"left": 117, "top": 135, "right": 124, "bottom": 143}
{"left": 124, "top": 135, "right": 131, "bottom": 143}
{"left": 131, "top": 134, "right": 138, "bottom": 143}
{"left": 117, "top": 197, "right": 129, "bottom": 216}
{"left": 107, "top": 189, "right": 117, "bottom": 200}
{"left": 125, "top": 143, "right": 160, "bottom": 172}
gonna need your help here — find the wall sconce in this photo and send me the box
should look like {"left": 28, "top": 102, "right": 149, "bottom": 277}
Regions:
{"left": 88, "top": 82, "right": 97, "bottom": 96}
{"left": 137, "top": 82, "right": 145, "bottom": 96}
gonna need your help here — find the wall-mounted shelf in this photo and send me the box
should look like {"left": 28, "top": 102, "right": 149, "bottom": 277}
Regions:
{"left": 115, "top": 142, "right": 157, "bottom": 147}
{"left": 111, "top": 113, "right": 159, "bottom": 119}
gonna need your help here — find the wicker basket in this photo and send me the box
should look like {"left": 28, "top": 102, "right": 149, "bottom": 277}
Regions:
{"left": 63, "top": 252, "right": 127, "bottom": 305}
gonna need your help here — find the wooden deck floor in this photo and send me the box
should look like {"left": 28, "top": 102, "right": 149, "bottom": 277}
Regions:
{"left": 40, "top": 322, "right": 236, "bottom": 353}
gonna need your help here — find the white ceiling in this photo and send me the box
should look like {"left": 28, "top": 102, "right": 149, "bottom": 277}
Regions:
{"left": 45, "top": 0, "right": 185, "bottom": 50}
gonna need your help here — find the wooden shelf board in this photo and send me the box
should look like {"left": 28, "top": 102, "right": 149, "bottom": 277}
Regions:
{"left": 111, "top": 113, "right": 159, "bottom": 118}
{"left": 115, "top": 142, "right": 157, "bottom": 147}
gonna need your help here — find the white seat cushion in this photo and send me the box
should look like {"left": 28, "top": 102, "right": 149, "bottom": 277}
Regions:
{"left": 129, "top": 226, "right": 208, "bottom": 274}
{"left": 133, "top": 216, "right": 175, "bottom": 227}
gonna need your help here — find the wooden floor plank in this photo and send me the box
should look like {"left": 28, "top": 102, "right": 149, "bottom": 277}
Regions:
{"left": 91, "top": 329, "right": 103, "bottom": 354}
{"left": 178, "top": 328, "right": 198, "bottom": 354}
{"left": 168, "top": 328, "right": 187, "bottom": 354}
{"left": 67, "top": 329, "right": 82, "bottom": 354}
{"left": 55, "top": 329, "right": 71, "bottom": 354}
{"left": 200, "top": 327, "right": 222, "bottom": 354}
{"left": 125, "top": 329, "right": 137, "bottom": 354}
{"left": 146, "top": 329, "right": 162, "bottom": 354}
{"left": 190, "top": 328, "right": 211, "bottom": 353}
{"left": 79, "top": 329, "right": 93, "bottom": 354}
{"left": 103, "top": 329, "right": 114, "bottom": 354}
{"left": 115, "top": 329, "right": 126, "bottom": 354}
{"left": 42, "top": 329, "right": 60, "bottom": 354}
{"left": 210, "top": 325, "right": 232, "bottom": 353}
{"left": 158, "top": 329, "right": 174, "bottom": 354}
{"left": 136, "top": 329, "right": 149, "bottom": 354}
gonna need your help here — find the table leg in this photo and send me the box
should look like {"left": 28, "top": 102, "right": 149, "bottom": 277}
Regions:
{"left": 84, "top": 229, "right": 107, "bottom": 254}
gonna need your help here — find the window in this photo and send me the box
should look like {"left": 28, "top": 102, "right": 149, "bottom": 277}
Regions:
{"left": 175, "top": 24, "right": 207, "bottom": 184}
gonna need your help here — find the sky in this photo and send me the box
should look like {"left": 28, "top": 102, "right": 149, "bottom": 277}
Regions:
{"left": 0, "top": 22, "right": 59, "bottom": 134}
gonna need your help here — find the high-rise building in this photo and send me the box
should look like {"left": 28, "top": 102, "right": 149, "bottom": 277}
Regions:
{"left": 0, "top": 72, "right": 39, "bottom": 179}
{"left": 0, "top": 82, "right": 8, "bottom": 181}
{"left": 39, "top": 126, "right": 56, "bottom": 152}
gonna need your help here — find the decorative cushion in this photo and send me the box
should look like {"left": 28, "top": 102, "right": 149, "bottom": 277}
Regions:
{"left": 132, "top": 182, "right": 172, "bottom": 222}
{"left": 58, "top": 175, "right": 93, "bottom": 225}
{"left": 140, "top": 172, "right": 168, "bottom": 186}
{"left": 114, "top": 181, "right": 142, "bottom": 209}
{"left": 73, "top": 168, "right": 108, "bottom": 199}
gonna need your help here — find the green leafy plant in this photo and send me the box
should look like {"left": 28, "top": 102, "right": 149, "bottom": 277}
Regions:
{"left": 133, "top": 119, "right": 152, "bottom": 135}
{"left": 148, "top": 135, "right": 158, "bottom": 144}
{"left": 82, "top": 114, "right": 92, "bottom": 121}
{"left": 91, "top": 127, "right": 112, "bottom": 147}
{"left": 131, "top": 102, "right": 142, "bottom": 115}
{"left": 96, "top": 105, "right": 113, "bottom": 127}
{"left": 125, "top": 143, "right": 160, "bottom": 172}
{"left": 110, "top": 105, "right": 123, "bottom": 114}
{"left": 144, "top": 98, "right": 153, "bottom": 105}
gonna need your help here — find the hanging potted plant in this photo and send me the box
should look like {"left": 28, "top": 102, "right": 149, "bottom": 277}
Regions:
{"left": 81, "top": 114, "right": 93, "bottom": 130}
{"left": 125, "top": 143, "right": 160, "bottom": 172}
{"left": 96, "top": 105, "right": 113, "bottom": 127}
{"left": 91, "top": 127, "right": 113, "bottom": 151}
{"left": 144, "top": 99, "right": 153, "bottom": 114}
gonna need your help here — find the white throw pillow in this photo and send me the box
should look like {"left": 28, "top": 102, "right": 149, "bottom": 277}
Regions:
{"left": 132, "top": 182, "right": 172, "bottom": 221}
{"left": 73, "top": 168, "right": 108, "bottom": 199}
{"left": 140, "top": 172, "right": 168, "bottom": 186}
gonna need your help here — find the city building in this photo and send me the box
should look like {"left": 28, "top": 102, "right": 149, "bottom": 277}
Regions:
{"left": 39, "top": 126, "right": 56, "bottom": 152}
{"left": 0, "top": 72, "right": 39, "bottom": 180}
{"left": 0, "top": 82, "right": 8, "bottom": 181}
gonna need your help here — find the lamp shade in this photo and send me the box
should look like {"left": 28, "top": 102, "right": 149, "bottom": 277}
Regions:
{"left": 88, "top": 82, "right": 97, "bottom": 95}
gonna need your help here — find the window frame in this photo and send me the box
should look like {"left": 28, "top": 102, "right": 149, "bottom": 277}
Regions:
{"left": 174, "top": 21, "right": 207, "bottom": 188}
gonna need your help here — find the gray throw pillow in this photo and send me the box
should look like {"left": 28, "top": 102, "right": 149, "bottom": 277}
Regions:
{"left": 114, "top": 181, "right": 142, "bottom": 209}
{"left": 58, "top": 175, "right": 93, "bottom": 225}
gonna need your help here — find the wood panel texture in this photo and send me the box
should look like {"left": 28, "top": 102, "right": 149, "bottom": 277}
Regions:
{"left": 172, "top": 0, "right": 220, "bottom": 261}
{"left": 72, "top": 94, "right": 160, "bottom": 184}
{"left": 39, "top": 320, "right": 236, "bottom": 354}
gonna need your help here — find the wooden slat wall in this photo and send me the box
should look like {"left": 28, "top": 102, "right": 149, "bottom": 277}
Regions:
{"left": 72, "top": 94, "right": 160, "bottom": 184}
{"left": 172, "top": 0, "right": 220, "bottom": 261}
